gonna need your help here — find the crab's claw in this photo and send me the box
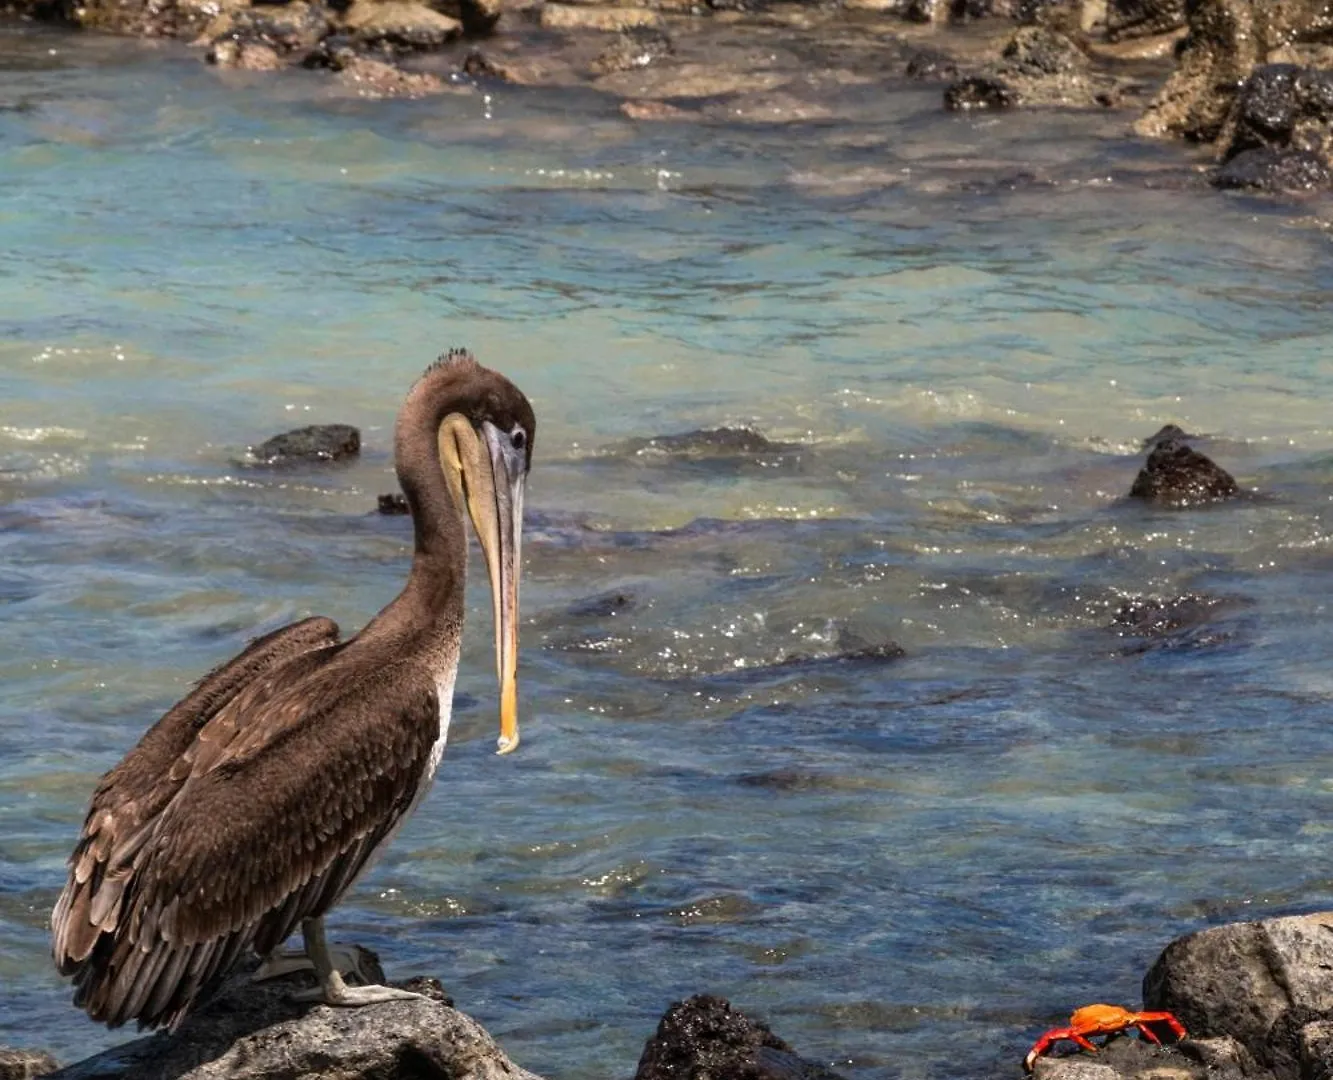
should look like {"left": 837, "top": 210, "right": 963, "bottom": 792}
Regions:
{"left": 1024, "top": 1028, "right": 1094, "bottom": 1073}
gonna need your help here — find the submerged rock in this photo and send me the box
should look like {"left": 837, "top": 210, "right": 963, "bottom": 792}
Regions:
{"left": 634, "top": 995, "right": 848, "bottom": 1080}
{"left": 247, "top": 423, "right": 361, "bottom": 467}
{"left": 333, "top": 55, "right": 448, "bottom": 96}
{"left": 904, "top": 45, "right": 960, "bottom": 80}
{"left": 377, "top": 492, "right": 410, "bottom": 514}
{"left": 945, "top": 73, "right": 1020, "bottom": 110}
{"left": 618, "top": 426, "right": 797, "bottom": 459}
{"left": 45, "top": 961, "right": 543, "bottom": 1080}
{"left": 1127, "top": 439, "right": 1239, "bottom": 506}
{"left": 207, "top": 39, "right": 284, "bottom": 68}
{"left": 1109, "top": 593, "right": 1248, "bottom": 651}
{"left": 0, "top": 1049, "right": 59, "bottom": 1080}
{"left": 589, "top": 26, "right": 674, "bottom": 75}
{"left": 1212, "top": 146, "right": 1333, "bottom": 192}
{"left": 565, "top": 589, "right": 639, "bottom": 618}
{"left": 946, "top": 26, "right": 1127, "bottom": 109}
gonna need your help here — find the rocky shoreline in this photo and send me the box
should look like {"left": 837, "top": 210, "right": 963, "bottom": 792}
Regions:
{"left": 4, "top": 0, "right": 1333, "bottom": 194}
{"left": 7, "top": 911, "right": 1333, "bottom": 1079}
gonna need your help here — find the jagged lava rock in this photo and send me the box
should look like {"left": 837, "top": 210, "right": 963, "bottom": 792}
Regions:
{"left": 248, "top": 423, "right": 361, "bottom": 466}
{"left": 635, "top": 994, "right": 848, "bottom": 1080}
{"left": 1127, "top": 439, "right": 1239, "bottom": 506}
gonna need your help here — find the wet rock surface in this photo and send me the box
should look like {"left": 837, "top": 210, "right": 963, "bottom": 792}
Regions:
{"left": 944, "top": 26, "right": 1131, "bottom": 109}
{"left": 1109, "top": 593, "right": 1249, "bottom": 651}
{"left": 1213, "top": 147, "right": 1333, "bottom": 192}
{"left": 589, "top": 26, "right": 674, "bottom": 74}
{"left": 634, "top": 994, "right": 848, "bottom": 1080}
{"left": 945, "top": 73, "right": 1019, "bottom": 109}
{"left": 376, "top": 492, "right": 410, "bottom": 514}
{"left": 1141, "top": 423, "right": 1195, "bottom": 449}
{"left": 44, "top": 959, "right": 542, "bottom": 1080}
{"left": 1127, "top": 439, "right": 1240, "bottom": 506}
{"left": 1205, "top": 64, "right": 1333, "bottom": 191}
{"left": 617, "top": 426, "right": 797, "bottom": 459}
{"left": 1136, "top": 0, "right": 1333, "bottom": 145}
{"left": 247, "top": 423, "right": 361, "bottom": 467}
{"left": 1105, "top": 0, "right": 1185, "bottom": 41}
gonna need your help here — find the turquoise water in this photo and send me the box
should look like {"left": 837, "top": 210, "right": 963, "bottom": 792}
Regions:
{"left": 3, "top": 20, "right": 1333, "bottom": 1078}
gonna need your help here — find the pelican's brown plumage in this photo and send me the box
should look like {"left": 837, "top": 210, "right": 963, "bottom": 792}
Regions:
{"left": 51, "top": 349, "right": 535, "bottom": 1031}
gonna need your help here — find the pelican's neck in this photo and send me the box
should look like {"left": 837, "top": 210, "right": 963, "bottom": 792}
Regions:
{"left": 365, "top": 375, "right": 470, "bottom": 652}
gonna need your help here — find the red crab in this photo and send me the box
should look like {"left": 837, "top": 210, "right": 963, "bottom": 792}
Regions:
{"left": 1024, "top": 1003, "right": 1188, "bottom": 1071}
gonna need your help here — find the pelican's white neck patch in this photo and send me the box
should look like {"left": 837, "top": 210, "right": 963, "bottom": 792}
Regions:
{"left": 428, "top": 667, "right": 458, "bottom": 783}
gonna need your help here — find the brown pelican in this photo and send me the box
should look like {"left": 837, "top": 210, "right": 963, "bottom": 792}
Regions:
{"left": 50, "top": 349, "right": 534, "bottom": 1031}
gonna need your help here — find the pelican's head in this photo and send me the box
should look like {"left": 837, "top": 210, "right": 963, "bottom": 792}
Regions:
{"left": 431, "top": 349, "right": 535, "bottom": 756}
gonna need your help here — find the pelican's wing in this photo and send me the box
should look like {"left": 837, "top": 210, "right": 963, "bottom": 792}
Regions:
{"left": 68, "top": 664, "right": 441, "bottom": 1031}
{"left": 52, "top": 617, "right": 341, "bottom": 974}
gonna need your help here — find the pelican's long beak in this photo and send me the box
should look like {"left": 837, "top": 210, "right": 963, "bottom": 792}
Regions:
{"left": 473, "top": 422, "right": 526, "bottom": 754}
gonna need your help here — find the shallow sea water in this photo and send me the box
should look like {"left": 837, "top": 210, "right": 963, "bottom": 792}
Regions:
{"left": 3, "top": 20, "right": 1333, "bottom": 1079}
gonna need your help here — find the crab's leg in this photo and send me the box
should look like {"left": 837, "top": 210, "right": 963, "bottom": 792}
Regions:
{"left": 1069, "top": 1033, "right": 1100, "bottom": 1053}
{"left": 1135, "top": 1024, "right": 1164, "bottom": 1045}
{"left": 1136, "top": 1012, "right": 1188, "bottom": 1040}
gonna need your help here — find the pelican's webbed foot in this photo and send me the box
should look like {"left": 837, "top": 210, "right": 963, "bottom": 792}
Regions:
{"left": 293, "top": 975, "right": 426, "bottom": 1006}
{"left": 292, "top": 915, "right": 425, "bottom": 1008}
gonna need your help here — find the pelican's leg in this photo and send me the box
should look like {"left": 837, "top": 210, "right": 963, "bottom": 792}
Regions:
{"left": 254, "top": 944, "right": 377, "bottom": 984}
{"left": 291, "top": 916, "right": 425, "bottom": 1006}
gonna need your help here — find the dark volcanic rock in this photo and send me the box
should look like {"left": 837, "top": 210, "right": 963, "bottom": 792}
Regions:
{"left": 46, "top": 961, "right": 542, "bottom": 1080}
{"left": 377, "top": 492, "right": 410, "bottom": 514}
{"left": 589, "top": 26, "right": 673, "bottom": 75}
{"left": 1136, "top": 0, "right": 1333, "bottom": 143}
{"left": 1143, "top": 913, "right": 1333, "bottom": 1080}
{"left": 635, "top": 995, "right": 848, "bottom": 1080}
{"left": 1001, "top": 25, "right": 1085, "bottom": 76}
{"left": 431, "top": 0, "right": 501, "bottom": 36}
{"left": 1213, "top": 146, "right": 1333, "bottom": 192}
{"left": 203, "top": 1, "right": 330, "bottom": 56}
{"left": 944, "top": 74, "right": 1019, "bottom": 109}
{"left": 1127, "top": 439, "right": 1239, "bottom": 506}
{"left": 248, "top": 423, "right": 361, "bottom": 466}
{"left": 1223, "top": 64, "right": 1333, "bottom": 162}
{"left": 904, "top": 46, "right": 959, "bottom": 79}
{"left": 1141, "top": 423, "right": 1194, "bottom": 449}
{"left": 566, "top": 589, "right": 638, "bottom": 618}
{"left": 1109, "top": 593, "right": 1248, "bottom": 651}
{"left": 1106, "top": 0, "right": 1185, "bottom": 40}
{"left": 0, "top": 1049, "right": 59, "bottom": 1080}
{"left": 619, "top": 427, "right": 797, "bottom": 459}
